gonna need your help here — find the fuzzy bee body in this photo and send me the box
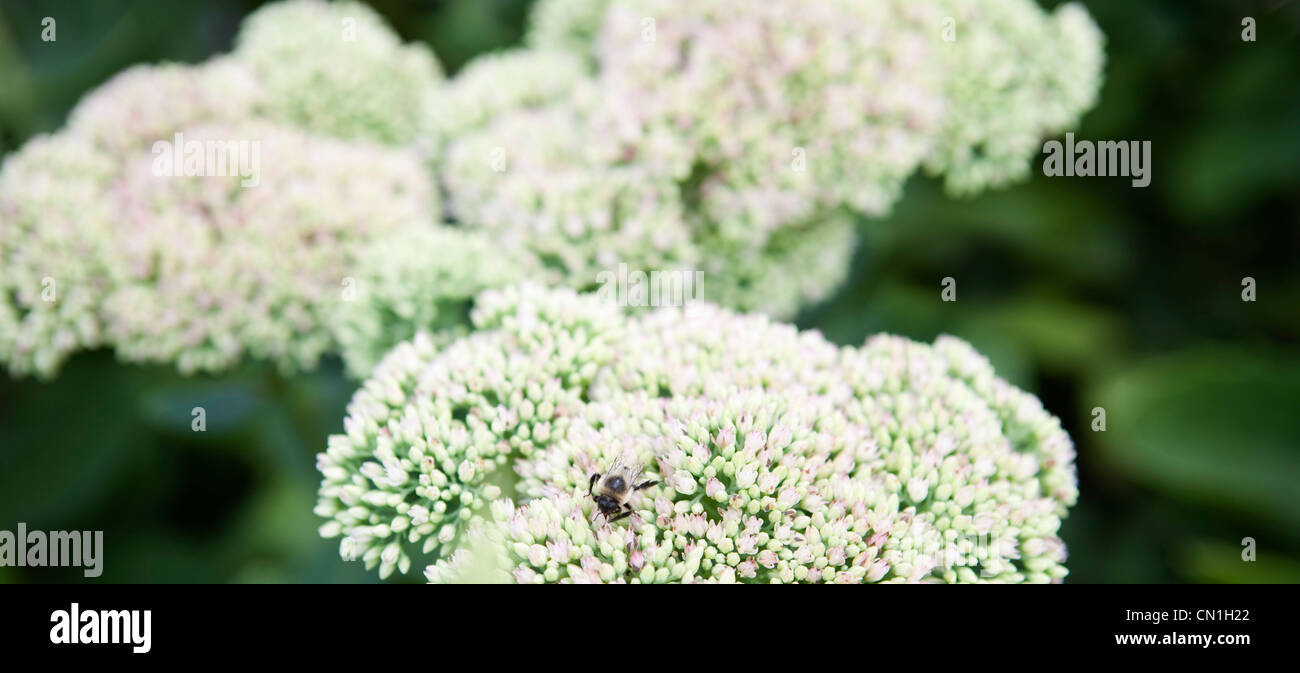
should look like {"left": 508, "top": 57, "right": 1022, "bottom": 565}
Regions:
{"left": 588, "top": 449, "right": 658, "bottom": 522}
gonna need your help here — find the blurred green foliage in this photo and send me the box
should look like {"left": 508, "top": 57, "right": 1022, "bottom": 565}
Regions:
{"left": 1, "top": 0, "right": 1297, "bottom": 583}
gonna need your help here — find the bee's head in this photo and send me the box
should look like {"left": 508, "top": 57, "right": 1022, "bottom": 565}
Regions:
{"left": 595, "top": 494, "right": 620, "bottom": 514}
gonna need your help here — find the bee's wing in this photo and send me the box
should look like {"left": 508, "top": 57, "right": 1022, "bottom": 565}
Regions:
{"left": 604, "top": 446, "right": 644, "bottom": 484}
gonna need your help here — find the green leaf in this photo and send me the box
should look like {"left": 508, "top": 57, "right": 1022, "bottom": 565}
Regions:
{"left": 1089, "top": 347, "right": 1300, "bottom": 538}
{"left": 0, "top": 352, "right": 142, "bottom": 523}
{"left": 1177, "top": 538, "right": 1300, "bottom": 584}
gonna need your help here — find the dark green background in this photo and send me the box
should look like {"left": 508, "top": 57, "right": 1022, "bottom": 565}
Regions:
{"left": 0, "top": 0, "right": 1297, "bottom": 583}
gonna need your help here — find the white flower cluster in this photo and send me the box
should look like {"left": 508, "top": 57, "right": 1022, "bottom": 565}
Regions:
{"left": 593, "top": 0, "right": 945, "bottom": 225}
{"left": 234, "top": 0, "right": 444, "bottom": 146}
{"left": 329, "top": 225, "right": 535, "bottom": 378}
{"left": 430, "top": 48, "right": 587, "bottom": 141}
{"left": 0, "top": 114, "right": 434, "bottom": 376}
{"left": 317, "top": 284, "right": 1077, "bottom": 583}
{"left": 525, "top": 0, "right": 611, "bottom": 66}
{"left": 923, "top": 0, "right": 1106, "bottom": 194}
{"left": 100, "top": 121, "right": 433, "bottom": 373}
{"left": 0, "top": 134, "right": 117, "bottom": 378}
{"left": 2, "top": 0, "right": 1104, "bottom": 381}
{"left": 436, "top": 0, "right": 1104, "bottom": 318}
{"left": 0, "top": 1, "right": 442, "bottom": 378}
{"left": 67, "top": 59, "right": 263, "bottom": 155}
{"left": 316, "top": 285, "right": 624, "bottom": 577}
{"left": 441, "top": 96, "right": 697, "bottom": 289}
{"left": 594, "top": 0, "right": 1104, "bottom": 201}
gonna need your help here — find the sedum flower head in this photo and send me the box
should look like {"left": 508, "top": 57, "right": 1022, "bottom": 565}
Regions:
{"left": 99, "top": 121, "right": 435, "bottom": 374}
{"left": 593, "top": 0, "right": 947, "bottom": 228}
{"left": 590, "top": 0, "right": 1103, "bottom": 218}
{"left": 701, "top": 211, "right": 858, "bottom": 321}
{"left": 440, "top": 86, "right": 858, "bottom": 319}
{"left": 233, "top": 0, "right": 443, "bottom": 146}
{"left": 456, "top": 0, "right": 1104, "bottom": 321}
{"left": 330, "top": 224, "right": 535, "bottom": 378}
{"left": 67, "top": 58, "right": 263, "bottom": 156}
{"left": 4, "top": 0, "right": 1104, "bottom": 380}
{"left": 923, "top": 0, "right": 1107, "bottom": 194}
{"left": 442, "top": 96, "right": 699, "bottom": 291}
{"left": 526, "top": 0, "right": 612, "bottom": 67}
{"left": 316, "top": 285, "right": 623, "bottom": 578}
{"left": 430, "top": 48, "right": 587, "bottom": 142}
{"left": 554, "top": 0, "right": 1101, "bottom": 202}
{"left": 0, "top": 134, "right": 117, "bottom": 378}
{"left": 0, "top": 58, "right": 440, "bottom": 378}
{"left": 318, "top": 284, "right": 1077, "bottom": 583}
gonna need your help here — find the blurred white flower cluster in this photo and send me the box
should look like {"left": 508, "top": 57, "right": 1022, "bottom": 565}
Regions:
{"left": 234, "top": 0, "right": 444, "bottom": 146}
{"left": 0, "top": 0, "right": 441, "bottom": 377}
{"left": 1, "top": 0, "right": 1103, "bottom": 382}
{"left": 329, "top": 224, "right": 532, "bottom": 378}
{"left": 435, "top": 0, "right": 1104, "bottom": 318}
{"left": 318, "top": 284, "right": 1077, "bottom": 583}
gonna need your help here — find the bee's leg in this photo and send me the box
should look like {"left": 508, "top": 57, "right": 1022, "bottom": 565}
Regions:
{"left": 609, "top": 510, "right": 633, "bottom": 523}
{"left": 633, "top": 480, "right": 659, "bottom": 491}
{"left": 588, "top": 473, "right": 600, "bottom": 495}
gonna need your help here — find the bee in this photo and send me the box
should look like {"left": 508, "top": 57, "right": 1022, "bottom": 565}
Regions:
{"left": 588, "top": 449, "right": 658, "bottom": 523}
